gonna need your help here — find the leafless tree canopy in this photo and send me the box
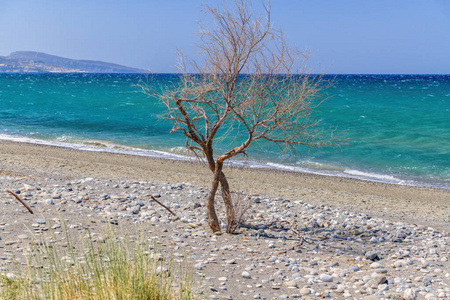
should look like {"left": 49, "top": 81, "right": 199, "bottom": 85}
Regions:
{"left": 140, "top": 0, "right": 338, "bottom": 233}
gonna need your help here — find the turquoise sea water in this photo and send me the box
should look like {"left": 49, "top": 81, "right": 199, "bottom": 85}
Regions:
{"left": 0, "top": 73, "right": 449, "bottom": 188}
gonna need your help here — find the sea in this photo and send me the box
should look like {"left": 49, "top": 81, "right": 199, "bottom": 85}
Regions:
{"left": 0, "top": 73, "right": 449, "bottom": 189}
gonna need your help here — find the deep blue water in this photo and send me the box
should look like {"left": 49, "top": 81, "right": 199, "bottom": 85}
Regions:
{"left": 0, "top": 73, "right": 448, "bottom": 188}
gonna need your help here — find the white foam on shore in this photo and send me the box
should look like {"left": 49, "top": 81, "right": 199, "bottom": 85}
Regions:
{"left": 344, "top": 170, "right": 400, "bottom": 182}
{"left": 0, "top": 133, "right": 194, "bottom": 161}
{"left": 265, "top": 162, "right": 411, "bottom": 186}
{"left": 0, "top": 133, "right": 448, "bottom": 189}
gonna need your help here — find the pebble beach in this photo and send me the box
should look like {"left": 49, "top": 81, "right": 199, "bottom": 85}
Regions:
{"left": 0, "top": 141, "right": 449, "bottom": 299}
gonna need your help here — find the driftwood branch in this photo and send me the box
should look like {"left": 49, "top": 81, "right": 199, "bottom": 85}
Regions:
{"left": 150, "top": 195, "right": 177, "bottom": 217}
{"left": 266, "top": 220, "right": 301, "bottom": 236}
{"left": 6, "top": 189, "right": 34, "bottom": 214}
{"left": 266, "top": 219, "right": 310, "bottom": 248}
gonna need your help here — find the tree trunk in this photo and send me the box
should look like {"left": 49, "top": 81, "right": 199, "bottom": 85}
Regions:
{"left": 206, "top": 164, "right": 222, "bottom": 233}
{"left": 205, "top": 148, "right": 237, "bottom": 233}
{"left": 218, "top": 171, "right": 236, "bottom": 233}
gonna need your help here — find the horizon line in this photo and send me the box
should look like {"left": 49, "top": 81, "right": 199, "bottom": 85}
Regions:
{"left": 1, "top": 72, "right": 449, "bottom": 76}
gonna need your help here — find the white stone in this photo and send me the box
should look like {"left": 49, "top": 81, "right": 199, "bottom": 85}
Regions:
{"left": 299, "top": 287, "right": 310, "bottom": 295}
{"left": 393, "top": 260, "right": 404, "bottom": 268}
{"left": 370, "top": 262, "right": 383, "bottom": 269}
{"left": 319, "top": 274, "right": 333, "bottom": 282}
{"left": 404, "top": 288, "right": 417, "bottom": 300}
{"left": 285, "top": 280, "right": 298, "bottom": 288}
{"left": 369, "top": 236, "right": 379, "bottom": 243}
{"left": 156, "top": 266, "right": 168, "bottom": 275}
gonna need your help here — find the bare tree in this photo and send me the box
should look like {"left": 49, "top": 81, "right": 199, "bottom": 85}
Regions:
{"left": 140, "top": 0, "right": 337, "bottom": 234}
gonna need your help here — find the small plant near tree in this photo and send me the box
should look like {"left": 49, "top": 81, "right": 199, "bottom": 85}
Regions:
{"left": 141, "top": 0, "right": 338, "bottom": 234}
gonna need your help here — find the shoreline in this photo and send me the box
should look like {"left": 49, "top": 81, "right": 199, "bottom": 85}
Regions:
{"left": 1, "top": 133, "right": 448, "bottom": 190}
{"left": 0, "top": 140, "right": 448, "bottom": 232}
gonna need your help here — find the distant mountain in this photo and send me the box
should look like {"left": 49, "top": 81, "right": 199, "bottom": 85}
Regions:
{"left": 0, "top": 51, "right": 146, "bottom": 73}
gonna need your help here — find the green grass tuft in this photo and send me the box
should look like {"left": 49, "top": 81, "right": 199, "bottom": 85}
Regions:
{"left": 0, "top": 220, "right": 193, "bottom": 300}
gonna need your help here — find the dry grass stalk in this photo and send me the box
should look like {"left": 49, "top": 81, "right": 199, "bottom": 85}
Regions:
{"left": 227, "top": 192, "right": 252, "bottom": 233}
{"left": 0, "top": 221, "right": 193, "bottom": 299}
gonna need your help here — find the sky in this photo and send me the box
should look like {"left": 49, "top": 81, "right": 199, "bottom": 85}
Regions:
{"left": 1, "top": 0, "right": 449, "bottom": 74}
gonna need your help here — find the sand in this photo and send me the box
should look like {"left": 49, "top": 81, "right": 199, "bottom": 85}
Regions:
{"left": 1, "top": 140, "right": 449, "bottom": 299}
{"left": 0, "top": 140, "right": 448, "bottom": 232}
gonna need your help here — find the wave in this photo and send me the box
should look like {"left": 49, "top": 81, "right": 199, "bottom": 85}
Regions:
{"left": 343, "top": 170, "right": 403, "bottom": 184}
{"left": 265, "top": 162, "right": 412, "bottom": 186}
{"left": 0, "top": 133, "right": 193, "bottom": 161}
{"left": 0, "top": 133, "right": 448, "bottom": 189}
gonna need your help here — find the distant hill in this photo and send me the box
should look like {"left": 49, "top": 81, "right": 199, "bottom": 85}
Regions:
{"left": 0, "top": 51, "right": 146, "bottom": 73}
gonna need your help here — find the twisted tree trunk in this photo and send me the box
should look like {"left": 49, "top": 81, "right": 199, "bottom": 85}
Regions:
{"left": 206, "top": 160, "right": 237, "bottom": 234}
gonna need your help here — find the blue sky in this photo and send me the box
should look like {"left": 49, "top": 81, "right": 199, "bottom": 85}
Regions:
{"left": 1, "top": 0, "right": 449, "bottom": 74}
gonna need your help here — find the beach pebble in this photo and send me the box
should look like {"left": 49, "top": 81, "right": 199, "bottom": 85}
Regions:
{"left": 131, "top": 205, "right": 140, "bottom": 214}
{"left": 393, "top": 260, "right": 404, "bottom": 268}
{"left": 423, "top": 277, "right": 432, "bottom": 286}
{"left": 369, "top": 236, "right": 379, "bottom": 243}
{"left": 299, "top": 287, "right": 311, "bottom": 295}
{"left": 404, "top": 288, "right": 417, "bottom": 300}
{"left": 370, "top": 262, "right": 383, "bottom": 269}
{"left": 319, "top": 274, "right": 333, "bottom": 282}
{"left": 365, "top": 251, "right": 380, "bottom": 261}
{"left": 0, "top": 173, "right": 448, "bottom": 300}
{"left": 372, "top": 275, "right": 387, "bottom": 285}
{"left": 348, "top": 265, "right": 360, "bottom": 272}
{"left": 156, "top": 267, "right": 168, "bottom": 275}
{"left": 285, "top": 280, "right": 298, "bottom": 288}
{"left": 45, "top": 198, "right": 55, "bottom": 205}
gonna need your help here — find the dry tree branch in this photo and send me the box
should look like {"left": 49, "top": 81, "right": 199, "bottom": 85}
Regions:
{"left": 266, "top": 220, "right": 300, "bottom": 236}
{"left": 265, "top": 219, "right": 312, "bottom": 248}
{"left": 150, "top": 195, "right": 178, "bottom": 218}
{"left": 6, "top": 189, "right": 34, "bottom": 214}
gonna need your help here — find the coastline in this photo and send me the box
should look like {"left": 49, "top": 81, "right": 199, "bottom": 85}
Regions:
{"left": 1, "top": 133, "right": 447, "bottom": 189}
{"left": 1, "top": 139, "right": 449, "bottom": 299}
{"left": 0, "top": 140, "right": 448, "bottom": 232}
